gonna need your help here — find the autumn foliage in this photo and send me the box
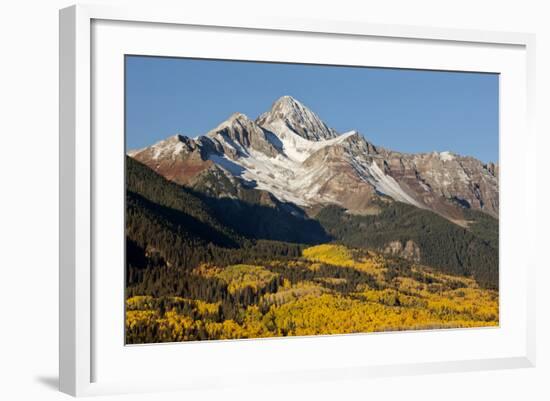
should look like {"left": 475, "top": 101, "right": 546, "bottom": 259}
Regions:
{"left": 126, "top": 244, "right": 498, "bottom": 343}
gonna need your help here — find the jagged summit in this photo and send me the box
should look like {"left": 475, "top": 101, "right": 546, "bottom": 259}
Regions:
{"left": 228, "top": 111, "right": 249, "bottom": 121}
{"left": 208, "top": 112, "right": 254, "bottom": 132}
{"left": 256, "top": 95, "right": 338, "bottom": 141}
{"left": 271, "top": 95, "right": 308, "bottom": 113}
{"left": 206, "top": 111, "right": 280, "bottom": 158}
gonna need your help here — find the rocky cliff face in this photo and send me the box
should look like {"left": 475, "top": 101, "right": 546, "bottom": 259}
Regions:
{"left": 380, "top": 150, "right": 499, "bottom": 219}
{"left": 383, "top": 240, "right": 421, "bottom": 262}
{"left": 129, "top": 96, "right": 498, "bottom": 225}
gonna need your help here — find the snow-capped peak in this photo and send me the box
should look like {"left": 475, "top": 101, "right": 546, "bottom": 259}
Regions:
{"left": 272, "top": 95, "right": 308, "bottom": 115}
{"left": 256, "top": 95, "right": 338, "bottom": 141}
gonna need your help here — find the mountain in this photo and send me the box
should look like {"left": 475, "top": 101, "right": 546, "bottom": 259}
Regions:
{"left": 129, "top": 95, "right": 498, "bottom": 225}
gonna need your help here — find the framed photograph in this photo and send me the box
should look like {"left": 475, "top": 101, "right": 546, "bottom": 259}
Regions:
{"left": 59, "top": 4, "right": 536, "bottom": 396}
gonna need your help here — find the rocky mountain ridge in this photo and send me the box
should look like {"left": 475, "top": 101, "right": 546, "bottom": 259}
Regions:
{"left": 129, "top": 96, "right": 498, "bottom": 224}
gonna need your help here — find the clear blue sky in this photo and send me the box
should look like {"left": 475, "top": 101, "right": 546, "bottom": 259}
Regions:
{"left": 126, "top": 56, "right": 499, "bottom": 163}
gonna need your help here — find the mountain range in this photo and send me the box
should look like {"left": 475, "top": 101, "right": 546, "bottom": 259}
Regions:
{"left": 129, "top": 95, "right": 498, "bottom": 226}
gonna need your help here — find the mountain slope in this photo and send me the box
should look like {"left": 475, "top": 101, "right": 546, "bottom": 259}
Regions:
{"left": 126, "top": 156, "right": 327, "bottom": 271}
{"left": 315, "top": 202, "right": 499, "bottom": 289}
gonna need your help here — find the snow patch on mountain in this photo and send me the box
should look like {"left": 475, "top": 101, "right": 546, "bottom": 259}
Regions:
{"left": 368, "top": 162, "right": 423, "bottom": 207}
{"left": 205, "top": 130, "right": 363, "bottom": 207}
{"left": 262, "top": 119, "right": 358, "bottom": 163}
{"left": 262, "top": 119, "right": 315, "bottom": 163}
{"left": 208, "top": 154, "right": 246, "bottom": 176}
{"left": 439, "top": 151, "right": 455, "bottom": 161}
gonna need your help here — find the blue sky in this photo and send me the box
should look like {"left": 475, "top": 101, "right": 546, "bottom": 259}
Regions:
{"left": 126, "top": 56, "right": 499, "bottom": 163}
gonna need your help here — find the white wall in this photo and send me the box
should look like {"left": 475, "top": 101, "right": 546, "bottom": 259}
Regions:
{"left": 0, "top": 0, "right": 547, "bottom": 400}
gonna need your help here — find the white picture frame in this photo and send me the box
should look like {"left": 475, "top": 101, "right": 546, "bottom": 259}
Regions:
{"left": 59, "top": 4, "right": 536, "bottom": 397}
